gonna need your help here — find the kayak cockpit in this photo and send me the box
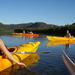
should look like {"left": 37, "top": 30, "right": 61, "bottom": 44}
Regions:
{"left": 8, "top": 47, "right": 17, "bottom": 52}
{"left": 0, "top": 47, "right": 17, "bottom": 56}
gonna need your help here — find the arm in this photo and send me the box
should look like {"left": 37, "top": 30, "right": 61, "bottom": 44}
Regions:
{"left": 0, "top": 39, "right": 26, "bottom": 67}
{"left": 68, "top": 33, "right": 72, "bottom": 38}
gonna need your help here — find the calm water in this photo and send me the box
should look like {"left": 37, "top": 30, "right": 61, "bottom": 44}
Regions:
{"left": 0, "top": 35, "right": 75, "bottom": 75}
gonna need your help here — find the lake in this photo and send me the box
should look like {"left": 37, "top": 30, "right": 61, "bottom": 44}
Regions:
{"left": 0, "top": 35, "right": 75, "bottom": 75}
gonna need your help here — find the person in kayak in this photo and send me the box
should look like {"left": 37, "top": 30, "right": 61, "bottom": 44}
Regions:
{"left": 65, "top": 30, "right": 72, "bottom": 38}
{"left": 23, "top": 30, "right": 25, "bottom": 33}
{"left": 29, "top": 31, "right": 33, "bottom": 34}
{"left": 0, "top": 39, "right": 26, "bottom": 67}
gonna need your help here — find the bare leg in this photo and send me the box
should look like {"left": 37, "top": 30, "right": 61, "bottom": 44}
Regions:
{"left": 0, "top": 39, "right": 26, "bottom": 67}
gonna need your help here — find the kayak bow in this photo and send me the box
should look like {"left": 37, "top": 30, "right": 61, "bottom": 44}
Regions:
{"left": 0, "top": 41, "right": 40, "bottom": 72}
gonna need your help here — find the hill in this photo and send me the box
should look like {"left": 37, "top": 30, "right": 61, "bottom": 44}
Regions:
{"left": 0, "top": 22, "right": 75, "bottom": 36}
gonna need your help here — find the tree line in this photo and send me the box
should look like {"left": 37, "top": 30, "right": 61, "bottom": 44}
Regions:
{"left": 0, "top": 22, "right": 75, "bottom": 36}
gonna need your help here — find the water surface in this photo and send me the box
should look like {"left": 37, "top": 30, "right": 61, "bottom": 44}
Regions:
{"left": 0, "top": 35, "right": 75, "bottom": 75}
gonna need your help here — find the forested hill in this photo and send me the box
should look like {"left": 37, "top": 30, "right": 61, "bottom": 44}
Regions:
{"left": 0, "top": 22, "right": 75, "bottom": 36}
{"left": 0, "top": 22, "right": 58, "bottom": 28}
{"left": 0, "top": 22, "right": 58, "bottom": 34}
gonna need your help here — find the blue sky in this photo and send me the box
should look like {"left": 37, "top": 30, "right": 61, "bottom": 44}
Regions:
{"left": 0, "top": 0, "right": 75, "bottom": 25}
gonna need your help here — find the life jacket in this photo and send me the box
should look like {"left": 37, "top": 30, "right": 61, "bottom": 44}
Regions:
{"left": 66, "top": 33, "right": 71, "bottom": 38}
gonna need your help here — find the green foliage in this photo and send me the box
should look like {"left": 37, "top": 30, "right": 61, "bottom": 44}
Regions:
{"left": 0, "top": 22, "right": 75, "bottom": 36}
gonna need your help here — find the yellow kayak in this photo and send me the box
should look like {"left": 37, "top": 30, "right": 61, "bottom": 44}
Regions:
{"left": 46, "top": 36, "right": 75, "bottom": 41}
{"left": 0, "top": 41, "right": 40, "bottom": 72}
{"left": 0, "top": 54, "right": 39, "bottom": 75}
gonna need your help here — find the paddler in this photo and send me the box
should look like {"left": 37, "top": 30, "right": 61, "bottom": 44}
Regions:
{"left": 0, "top": 39, "right": 26, "bottom": 67}
{"left": 65, "top": 30, "right": 72, "bottom": 38}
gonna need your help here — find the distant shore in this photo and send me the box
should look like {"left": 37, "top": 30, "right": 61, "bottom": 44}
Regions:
{"left": 0, "top": 22, "right": 75, "bottom": 36}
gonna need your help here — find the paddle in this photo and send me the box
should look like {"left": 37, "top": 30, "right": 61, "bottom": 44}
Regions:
{"left": 11, "top": 51, "right": 55, "bottom": 54}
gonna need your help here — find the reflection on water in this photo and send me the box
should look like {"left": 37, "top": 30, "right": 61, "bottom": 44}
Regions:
{"left": 65, "top": 43, "right": 70, "bottom": 49}
{"left": 46, "top": 41, "right": 75, "bottom": 75}
{"left": 0, "top": 54, "right": 39, "bottom": 75}
{"left": 46, "top": 41, "right": 75, "bottom": 46}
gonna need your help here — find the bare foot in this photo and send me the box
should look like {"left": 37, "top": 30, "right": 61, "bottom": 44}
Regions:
{"left": 17, "top": 62, "right": 27, "bottom": 67}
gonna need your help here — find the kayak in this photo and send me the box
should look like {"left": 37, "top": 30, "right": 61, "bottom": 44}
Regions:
{"left": 24, "top": 54, "right": 39, "bottom": 67}
{"left": 0, "top": 54, "right": 39, "bottom": 75}
{"left": 46, "top": 41, "right": 75, "bottom": 46}
{"left": 12, "top": 33, "right": 40, "bottom": 37}
{"left": 0, "top": 41, "right": 40, "bottom": 72}
{"left": 62, "top": 51, "right": 75, "bottom": 75}
{"left": 46, "top": 36, "right": 75, "bottom": 41}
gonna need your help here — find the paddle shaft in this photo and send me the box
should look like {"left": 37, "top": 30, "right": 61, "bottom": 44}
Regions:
{"left": 11, "top": 51, "right": 54, "bottom": 54}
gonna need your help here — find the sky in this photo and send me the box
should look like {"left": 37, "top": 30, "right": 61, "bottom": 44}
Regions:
{"left": 0, "top": 0, "right": 75, "bottom": 25}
